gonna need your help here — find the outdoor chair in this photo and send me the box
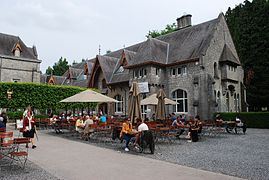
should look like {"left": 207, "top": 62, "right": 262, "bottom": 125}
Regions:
{"left": 0, "top": 132, "right": 14, "bottom": 168}
{"left": 10, "top": 137, "right": 30, "bottom": 169}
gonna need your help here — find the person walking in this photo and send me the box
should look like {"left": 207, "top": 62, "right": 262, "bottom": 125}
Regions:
{"left": 22, "top": 106, "right": 37, "bottom": 149}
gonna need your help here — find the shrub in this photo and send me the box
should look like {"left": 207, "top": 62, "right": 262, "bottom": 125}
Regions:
{"left": 214, "top": 112, "right": 269, "bottom": 128}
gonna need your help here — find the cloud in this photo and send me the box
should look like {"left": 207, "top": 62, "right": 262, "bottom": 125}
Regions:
{"left": 1, "top": 0, "right": 105, "bottom": 32}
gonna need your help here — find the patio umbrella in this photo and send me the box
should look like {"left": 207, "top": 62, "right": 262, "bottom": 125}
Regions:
{"left": 128, "top": 82, "right": 142, "bottom": 124}
{"left": 140, "top": 93, "right": 177, "bottom": 105}
{"left": 60, "top": 89, "right": 118, "bottom": 103}
{"left": 156, "top": 89, "right": 166, "bottom": 120}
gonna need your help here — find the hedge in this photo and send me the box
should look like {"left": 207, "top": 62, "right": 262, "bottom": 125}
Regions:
{"left": 0, "top": 82, "right": 97, "bottom": 109}
{"left": 214, "top": 112, "right": 269, "bottom": 128}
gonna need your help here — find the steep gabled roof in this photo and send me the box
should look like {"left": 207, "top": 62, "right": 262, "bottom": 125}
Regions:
{"left": 106, "top": 17, "right": 218, "bottom": 69}
{"left": 219, "top": 44, "right": 240, "bottom": 66}
{"left": 0, "top": 33, "right": 38, "bottom": 59}
{"left": 156, "top": 18, "right": 218, "bottom": 64}
{"left": 127, "top": 38, "right": 169, "bottom": 67}
{"left": 97, "top": 55, "right": 118, "bottom": 82}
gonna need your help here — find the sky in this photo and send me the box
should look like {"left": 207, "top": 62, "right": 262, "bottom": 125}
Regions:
{"left": 0, "top": 0, "right": 245, "bottom": 73}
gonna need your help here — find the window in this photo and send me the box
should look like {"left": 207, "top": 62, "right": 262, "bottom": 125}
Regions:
{"left": 14, "top": 49, "right": 20, "bottom": 57}
{"left": 141, "top": 94, "right": 147, "bottom": 119}
{"left": 226, "top": 92, "right": 229, "bottom": 112}
{"left": 135, "top": 70, "right": 139, "bottom": 78}
{"left": 182, "top": 66, "right": 187, "bottom": 76}
{"left": 237, "top": 94, "right": 240, "bottom": 112}
{"left": 139, "top": 69, "right": 143, "bottom": 78}
{"left": 214, "top": 62, "right": 219, "bottom": 78}
{"left": 114, "top": 95, "right": 123, "bottom": 113}
{"left": 171, "top": 68, "right": 176, "bottom": 76}
{"left": 177, "top": 68, "right": 181, "bottom": 76}
{"left": 172, "top": 89, "right": 188, "bottom": 113}
{"left": 143, "top": 69, "right": 147, "bottom": 77}
{"left": 155, "top": 68, "right": 160, "bottom": 76}
{"left": 217, "top": 91, "right": 221, "bottom": 112}
{"left": 116, "top": 66, "right": 124, "bottom": 73}
{"left": 12, "top": 79, "right": 20, "bottom": 83}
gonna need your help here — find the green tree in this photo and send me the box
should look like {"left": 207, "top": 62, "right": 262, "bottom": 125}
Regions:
{"left": 45, "top": 66, "right": 53, "bottom": 75}
{"left": 146, "top": 23, "right": 177, "bottom": 38}
{"left": 45, "top": 57, "right": 69, "bottom": 76}
{"left": 225, "top": 0, "right": 269, "bottom": 111}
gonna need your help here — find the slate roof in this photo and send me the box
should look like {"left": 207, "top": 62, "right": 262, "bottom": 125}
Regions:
{"left": 97, "top": 55, "right": 118, "bottom": 83}
{"left": 53, "top": 76, "right": 67, "bottom": 85}
{"left": 128, "top": 38, "right": 169, "bottom": 66}
{"left": 219, "top": 44, "right": 240, "bottom": 65}
{"left": 0, "top": 33, "right": 38, "bottom": 59}
{"left": 88, "top": 15, "right": 221, "bottom": 86}
{"left": 40, "top": 74, "right": 49, "bottom": 84}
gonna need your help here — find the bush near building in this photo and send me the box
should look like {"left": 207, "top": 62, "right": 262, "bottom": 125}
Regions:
{"left": 0, "top": 82, "right": 97, "bottom": 118}
{"left": 214, "top": 112, "right": 269, "bottom": 128}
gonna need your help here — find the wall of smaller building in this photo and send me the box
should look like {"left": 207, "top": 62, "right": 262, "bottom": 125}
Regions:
{"left": 0, "top": 57, "right": 41, "bottom": 82}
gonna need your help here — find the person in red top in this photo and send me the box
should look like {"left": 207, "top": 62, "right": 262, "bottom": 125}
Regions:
{"left": 22, "top": 106, "right": 37, "bottom": 149}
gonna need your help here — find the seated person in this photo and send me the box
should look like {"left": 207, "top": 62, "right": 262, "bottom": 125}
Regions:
{"left": 187, "top": 115, "right": 202, "bottom": 142}
{"left": 215, "top": 114, "right": 224, "bottom": 126}
{"left": 235, "top": 116, "right": 247, "bottom": 134}
{"left": 83, "top": 115, "right": 94, "bottom": 140}
{"left": 171, "top": 116, "right": 185, "bottom": 138}
{"left": 120, "top": 117, "right": 135, "bottom": 152}
{"left": 75, "top": 117, "right": 84, "bottom": 133}
{"left": 0, "top": 116, "right": 5, "bottom": 129}
{"left": 134, "top": 118, "right": 149, "bottom": 146}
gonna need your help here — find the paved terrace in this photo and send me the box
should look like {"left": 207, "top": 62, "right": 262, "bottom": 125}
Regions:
{"left": 2, "top": 125, "right": 269, "bottom": 180}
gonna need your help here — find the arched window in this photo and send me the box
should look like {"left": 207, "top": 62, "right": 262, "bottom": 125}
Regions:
{"left": 114, "top": 95, "right": 123, "bottom": 113}
{"left": 226, "top": 92, "right": 229, "bottom": 112}
{"left": 102, "top": 79, "right": 107, "bottom": 89}
{"left": 237, "top": 94, "right": 240, "bottom": 112}
{"left": 214, "top": 62, "right": 219, "bottom": 79}
{"left": 172, "top": 89, "right": 188, "bottom": 113}
{"left": 217, "top": 91, "right": 221, "bottom": 112}
{"left": 234, "top": 94, "right": 237, "bottom": 112}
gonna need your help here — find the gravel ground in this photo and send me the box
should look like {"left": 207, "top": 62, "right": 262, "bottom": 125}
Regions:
{"left": 2, "top": 127, "right": 269, "bottom": 180}
{"left": 0, "top": 160, "right": 59, "bottom": 180}
{"left": 54, "top": 128, "right": 269, "bottom": 180}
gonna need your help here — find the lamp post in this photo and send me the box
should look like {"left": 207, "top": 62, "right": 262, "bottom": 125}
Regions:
{"left": 7, "top": 89, "right": 13, "bottom": 99}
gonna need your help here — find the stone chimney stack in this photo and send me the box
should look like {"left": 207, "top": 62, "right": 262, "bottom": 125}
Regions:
{"left": 176, "top": 14, "right": 192, "bottom": 29}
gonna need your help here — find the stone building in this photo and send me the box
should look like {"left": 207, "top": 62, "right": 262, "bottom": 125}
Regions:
{"left": 41, "top": 59, "right": 94, "bottom": 87}
{"left": 87, "top": 13, "right": 246, "bottom": 120}
{"left": 0, "top": 33, "right": 41, "bottom": 83}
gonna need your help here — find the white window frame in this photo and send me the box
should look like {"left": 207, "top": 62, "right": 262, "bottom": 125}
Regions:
{"left": 182, "top": 66, "right": 187, "bottom": 76}
{"left": 114, "top": 95, "right": 123, "bottom": 113}
{"left": 172, "top": 89, "right": 188, "bottom": 113}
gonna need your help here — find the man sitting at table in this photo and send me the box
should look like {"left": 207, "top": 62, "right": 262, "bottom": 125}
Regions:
{"left": 134, "top": 118, "right": 149, "bottom": 146}
{"left": 172, "top": 116, "right": 185, "bottom": 138}
{"left": 120, "top": 117, "right": 135, "bottom": 152}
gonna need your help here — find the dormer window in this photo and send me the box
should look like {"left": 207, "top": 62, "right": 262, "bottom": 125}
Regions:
{"left": 12, "top": 42, "right": 22, "bottom": 57}
{"left": 116, "top": 66, "right": 124, "bottom": 73}
{"left": 14, "top": 49, "right": 20, "bottom": 57}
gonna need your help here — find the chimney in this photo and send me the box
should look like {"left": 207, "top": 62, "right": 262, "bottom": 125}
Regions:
{"left": 176, "top": 14, "right": 192, "bottom": 29}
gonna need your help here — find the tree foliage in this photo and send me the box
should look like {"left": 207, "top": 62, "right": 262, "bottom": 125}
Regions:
{"left": 45, "top": 57, "right": 69, "bottom": 76}
{"left": 146, "top": 23, "right": 177, "bottom": 38}
{"left": 225, "top": 0, "right": 269, "bottom": 111}
{"left": 0, "top": 82, "right": 97, "bottom": 110}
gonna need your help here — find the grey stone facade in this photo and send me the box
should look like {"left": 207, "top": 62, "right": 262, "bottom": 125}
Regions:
{"left": 0, "top": 33, "right": 41, "bottom": 83}
{"left": 80, "top": 14, "right": 246, "bottom": 120}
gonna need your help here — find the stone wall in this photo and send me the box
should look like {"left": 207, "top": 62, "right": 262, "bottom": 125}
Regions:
{"left": 0, "top": 57, "right": 41, "bottom": 83}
